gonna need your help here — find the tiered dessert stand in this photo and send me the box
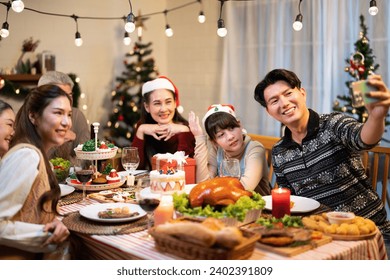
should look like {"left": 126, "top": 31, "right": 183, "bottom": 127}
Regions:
{"left": 68, "top": 122, "right": 124, "bottom": 191}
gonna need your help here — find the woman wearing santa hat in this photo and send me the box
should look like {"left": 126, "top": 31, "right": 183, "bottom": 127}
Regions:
{"left": 132, "top": 76, "right": 195, "bottom": 170}
{"left": 189, "top": 104, "right": 271, "bottom": 195}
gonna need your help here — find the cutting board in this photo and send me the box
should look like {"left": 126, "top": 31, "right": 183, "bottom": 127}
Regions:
{"left": 255, "top": 235, "right": 332, "bottom": 257}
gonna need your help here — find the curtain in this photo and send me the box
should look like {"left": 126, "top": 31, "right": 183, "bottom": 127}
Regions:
{"left": 220, "top": 0, "right": 390, "bottom": 142}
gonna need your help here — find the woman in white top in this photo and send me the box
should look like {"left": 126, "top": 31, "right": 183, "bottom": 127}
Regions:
{"left": 0, "top": 85, "right": 72, "bottom": 259}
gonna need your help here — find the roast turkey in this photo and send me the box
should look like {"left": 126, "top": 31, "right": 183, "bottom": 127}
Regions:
{"left": 189, "top": 177, "right": 252, "bottom": 207}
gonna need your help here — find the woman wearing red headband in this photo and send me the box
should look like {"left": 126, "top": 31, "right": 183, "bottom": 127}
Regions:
{"left": 132, "top": 76, "right": 195, "bottom": 170}
{"left": 189, "top": 104, "right": 271, "bottom": 195}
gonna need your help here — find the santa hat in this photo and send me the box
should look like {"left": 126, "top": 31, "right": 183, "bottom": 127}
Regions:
{"left": 142, "top": 76, "right": 183, "bottom": 113}
{"left": 202, "top": 104, "right": 237, "bottom": 126}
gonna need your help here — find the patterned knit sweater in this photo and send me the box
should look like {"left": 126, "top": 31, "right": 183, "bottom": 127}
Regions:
{"left": 272, "top": 109, "right": 390, "bottom": 234}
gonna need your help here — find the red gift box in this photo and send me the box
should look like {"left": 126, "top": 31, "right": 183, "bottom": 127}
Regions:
{"left": 152, "top": 156, "right": 196, "bottom": 184}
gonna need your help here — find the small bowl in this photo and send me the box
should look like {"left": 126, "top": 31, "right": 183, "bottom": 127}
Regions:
{"left": 326, "top": 211, "right": 355, "bottom": 224}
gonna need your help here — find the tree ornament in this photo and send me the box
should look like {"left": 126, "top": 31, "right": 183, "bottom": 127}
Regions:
{"left": 333, "top": 100, "right": 339, "bottom": 107}
{"left": 118, "top": 115, "right": 124, "bottom": 121}
{"left": 341, "top": 106, "right": 347, "bottom": 112}
{"left": 349, "top": 51, "right": 365, "bottom": 78}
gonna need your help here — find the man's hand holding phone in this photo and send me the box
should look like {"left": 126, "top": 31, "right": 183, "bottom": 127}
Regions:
{"left": 351, "top": 80, "right": 379, "bottom": 108}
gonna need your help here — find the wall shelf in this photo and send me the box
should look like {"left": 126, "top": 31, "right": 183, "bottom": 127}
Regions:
{"left": 1, "top": 74, "right": 41, "bottom": 86}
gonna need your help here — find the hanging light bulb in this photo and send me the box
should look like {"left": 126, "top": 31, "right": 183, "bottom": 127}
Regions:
{"left": 1, "top": 2, "right": 10, "bottom": 38}
{"left": 197, "top": 0, "right": 205, "bottom": 23}
{"left": 0, "top": 22, "right": 9, "bottom": 38}
{"left": 123, "top": 32, "right": 131, "bottom": 45}
{"left": 217, "top": 0, "right": 227, "bottom": 37}
{"left": 292, "top": 0, "right": 303, "bottom": 31}
{"left": 165, "top": 24, "right": 173, "bottom": 37}
{"left": 198, "top": 11, "right": 206, "bottom": 23}
{"left": 125, "top": 12, "right": 136, "bottom": 33}
{"left": 124, "top": 0, "right": 135, "bottom": 33}
{"left": 293, "top": 14, "right": 303, "bottom": 31}
{"left": 75, "top": 31, "right": 83, "bottom": 47}
{"left": 217, "top": 18, "right": 227, "bottom": 37}
{"left": 11, "top": 0, "right": 24, "bottom": 13}
{"left": 368, "top": 0, "right": 378, "bottom": 16}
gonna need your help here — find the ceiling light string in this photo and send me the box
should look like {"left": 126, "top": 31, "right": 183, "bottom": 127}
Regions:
{"left": 11, "top": 0, "right": 23, "bottom": 13}
{"left": 72, "top": 14, "right": 83, "bottom": 47}
{"left": 197, "top": 0, "right": 206, "bottom": 23}
{"left": 164, "top": 10, "right": 173, "bottom": 37}
{"left": 0, "top": 1, "right": 10, "bottom": 38}
{"left": 217, "top": 0, "right": 227, "bottom": 38}
{"left": 293, "top": 0, "right": 303, "bottom": 31}
{"left": 368, "top": 0, "right": 378, "bottom": 16}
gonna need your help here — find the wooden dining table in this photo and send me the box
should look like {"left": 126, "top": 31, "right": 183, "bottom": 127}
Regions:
{"left": 58, "top": 194, "right": 388, "bottom": 260}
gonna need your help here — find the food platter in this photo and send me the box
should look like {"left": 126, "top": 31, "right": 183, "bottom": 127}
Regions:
{"left": 140, "top": 184, "right": 196, "bottom": 199}
{"left": 262, "top": 195, "right": 320, "bottom": 213}
{"left": 79, "top": 203, "right": 146, "bottom": 223}
{"left": 59, "top": 184, "right": 75, "bottom": 197}
{"left": 325, "top": 228, "right": 378, "bottom": 241}
{"left": 66, "top": 178, "right": 125, "bottom": 191}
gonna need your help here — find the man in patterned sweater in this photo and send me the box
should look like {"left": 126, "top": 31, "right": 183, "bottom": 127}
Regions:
{"left": 254, "top": 69, "right": 390, "bottom": 248}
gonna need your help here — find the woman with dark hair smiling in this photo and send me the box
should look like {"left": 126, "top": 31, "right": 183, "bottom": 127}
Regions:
{"left": 0, "top": 100, "right": 15, "bottom": 158}
{"left": 132, "top": 76, "right": 195, "bottom": 170}
{"left": 0, "top": 85, "right": 72, "bottom": 259}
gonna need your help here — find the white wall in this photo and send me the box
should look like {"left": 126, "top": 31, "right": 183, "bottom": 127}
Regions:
{"left": 0, "top": 0, "right": 222, "bottom": 138}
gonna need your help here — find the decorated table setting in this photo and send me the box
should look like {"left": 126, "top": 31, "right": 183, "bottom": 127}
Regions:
{"left": 57, "top": 175, "right": 388, "bottom": 260}
{"left": 55, "top": 139, "right": 388, "bottom": 260}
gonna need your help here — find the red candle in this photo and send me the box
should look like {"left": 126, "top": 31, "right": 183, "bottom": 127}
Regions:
{"left": 271, "top": 188, "right": 291, "bottom": 218}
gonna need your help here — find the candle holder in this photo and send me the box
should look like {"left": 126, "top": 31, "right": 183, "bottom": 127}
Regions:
{"left": 271, "top": 188, "right": 291, "bottom": 218}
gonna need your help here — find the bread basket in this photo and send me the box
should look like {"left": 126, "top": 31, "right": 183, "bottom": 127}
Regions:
{"left": 149, "top": 226, "right": 260, "bottom": 260}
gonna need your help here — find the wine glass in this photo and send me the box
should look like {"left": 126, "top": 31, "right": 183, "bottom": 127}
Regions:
{"left": 135, "top": 177, "right": 161, "bottom": 239}
{"left": 74, "top": 159, "right": 94, "bottom": 205}
{"left": 220, "top": 158, "right": 241, "bottom": 179}
{"left": 121, "top": 147, "right": 140, "bottom": 186}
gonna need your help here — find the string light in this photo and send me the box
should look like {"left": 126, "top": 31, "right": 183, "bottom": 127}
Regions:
{"left": 197, "top": 0, "right": 206, "bottom": 23}
{"left": 123, "top": 32, "right": 131, "bottom": 45}
{"left": 217, "top": 0, "right": 227, "bottom": 37}
{"left": 125, "top": 0, "right": 136, "bottom": 33}
{"left": 0, "top": 2, "right": 10, "bottom": 38}
{"left": 164, "top": 10, "right": 173, "bottom": 37}
{"left": 72, "top": 15, "right": 83, "bottom": 47}
{"left": 368, "top": 0, "right": 378, "bottom": 16}
{"left": 0, "top": 1, "right": 203, "bottom": 42}
{"left": 293, "top": 0, "right": 303, "bottom": 31}
{"left": 11, "top": 0, "right": 23, "bottom": 13}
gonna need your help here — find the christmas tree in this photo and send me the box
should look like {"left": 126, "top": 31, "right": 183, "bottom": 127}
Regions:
{"left": 105, "top": 40, "right": 159, "bottom": 147}
{"left": 333, "top": 15, "right": 389, "bottom": 127}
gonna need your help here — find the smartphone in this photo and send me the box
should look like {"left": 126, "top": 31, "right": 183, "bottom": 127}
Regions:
{"left": 351, "top": 80, "right": 379, "bottom": 108}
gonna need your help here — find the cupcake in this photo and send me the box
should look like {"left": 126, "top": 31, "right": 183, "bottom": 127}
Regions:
{"left": 106, "top": 169, "right": 120, "bottom": 183}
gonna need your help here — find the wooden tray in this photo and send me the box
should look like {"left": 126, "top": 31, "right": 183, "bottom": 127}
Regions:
{"left": 255, "top": 235, "right": 332, "bottom": 257}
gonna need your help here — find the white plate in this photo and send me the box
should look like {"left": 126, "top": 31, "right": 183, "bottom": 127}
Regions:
{"left": 59, "top": 184, "right": 75, "bottom": 197}
{"left": 262, "top": 195, "right": 320, "bottom": 213}
{"left": 66, "top": 177, "right": 126, "bottom": 191}
{"left": 140, "top": 184, "right": 196, "bottom": 199}
{"left": 79, "top": 203, "right": 146, "bottom": 223}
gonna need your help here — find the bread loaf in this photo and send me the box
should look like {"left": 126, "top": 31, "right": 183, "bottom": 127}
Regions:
{"left": 154, "top": 222, "right": 216, "bottom": 247}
